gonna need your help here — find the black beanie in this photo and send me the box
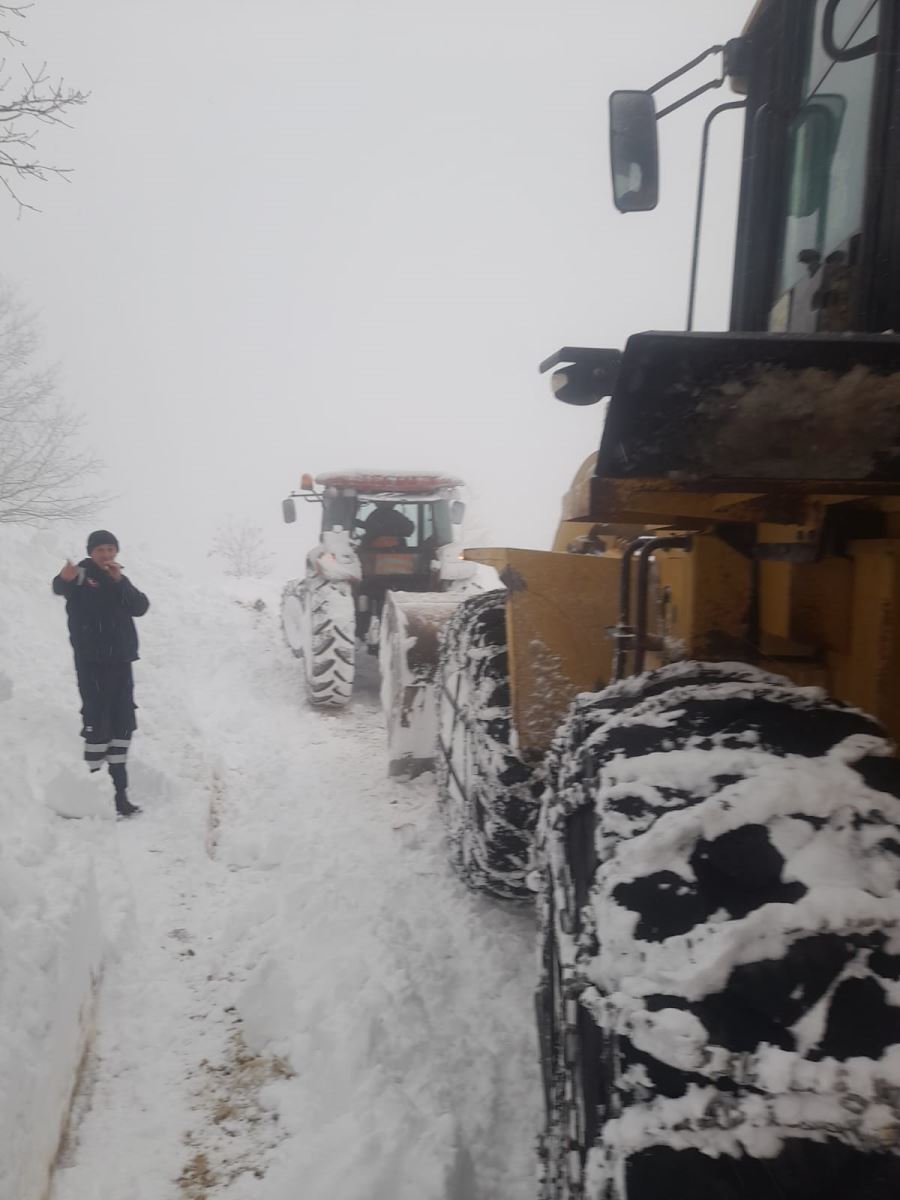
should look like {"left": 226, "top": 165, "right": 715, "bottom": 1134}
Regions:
{"left": 87, "top": 529, "right": 119, "bottom": 553}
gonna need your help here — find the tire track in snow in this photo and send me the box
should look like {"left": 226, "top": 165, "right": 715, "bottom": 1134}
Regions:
{"left": 49, "top": 577, "right": 540, "bottom": 1200}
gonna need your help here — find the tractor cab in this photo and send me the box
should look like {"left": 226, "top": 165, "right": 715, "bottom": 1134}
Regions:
{"left": 353, "top": 498, "right": 447, "bottom": 613}
{"left": 280, "top": 471, "right": 468, "bottom": 708}
{"left": 297, "top": 471, "right": 465, "bottom": 640}
{"left": 317, "top": 485, "right": 457, "bottom": 582}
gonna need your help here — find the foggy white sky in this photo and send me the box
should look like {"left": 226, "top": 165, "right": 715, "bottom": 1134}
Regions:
{"left": 3, "top": 0, "right": 754, "bottom": 573}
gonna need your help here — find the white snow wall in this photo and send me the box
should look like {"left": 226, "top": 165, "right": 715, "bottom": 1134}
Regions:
{"left": 0, "top": 871, "right": 102, "bottom": 1200}
{"left": 0, "top": 526, "right": 105, "bottom": 1200}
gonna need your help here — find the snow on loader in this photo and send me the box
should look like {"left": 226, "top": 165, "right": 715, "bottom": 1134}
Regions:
{"left": 281, "top": 471, "right": 474, "bottom": 769}
{"left": 437, "top": 3, "right": 900, "bottom": 1197}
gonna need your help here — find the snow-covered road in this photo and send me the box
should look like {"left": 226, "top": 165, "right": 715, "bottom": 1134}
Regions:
{"left": 2, "top": 530, "right": 540, "bottom": 1200}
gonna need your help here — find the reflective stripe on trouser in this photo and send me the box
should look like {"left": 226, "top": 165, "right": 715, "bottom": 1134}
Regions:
{"left": 83, "top": 734, "right": 131, "bottom": 770}
{"left": 106, "top": 737, "right": 131, "bottom": 765}
{"left": 84, "top": 739, "right": 110, "bottom": 771}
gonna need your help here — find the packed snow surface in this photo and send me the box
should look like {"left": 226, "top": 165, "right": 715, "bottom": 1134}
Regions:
{"left": 0, "top": 526, "right": 539, "bottom": 1200}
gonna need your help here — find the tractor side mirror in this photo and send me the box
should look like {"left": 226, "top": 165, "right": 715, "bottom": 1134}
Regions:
{"left": 609, "top": 90, "right": 659, "bottom": 213}
{"left": 450, "top": 500, "right": 466, "bottom": 525}
{"left": 282, "top": 497, "right": 297, "bottom": 524}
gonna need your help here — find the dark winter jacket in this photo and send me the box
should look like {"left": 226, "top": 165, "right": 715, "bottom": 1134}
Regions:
{"left": 52, "top": 559, "right": 150, "bottom": 663}
{"left": 362, "top": 506, "right": 415, "bottom": 541}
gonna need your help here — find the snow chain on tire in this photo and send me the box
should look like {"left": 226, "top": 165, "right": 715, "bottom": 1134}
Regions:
{"left": 537, "top": 660, "right": 900, "bottom": 1200}
{"left": 436, "top": 589, "right": 541, "bottom": 901}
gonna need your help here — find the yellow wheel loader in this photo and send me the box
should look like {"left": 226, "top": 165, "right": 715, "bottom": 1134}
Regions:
{"left": 436, "top": 2, "right": 900, "bottom": 1195}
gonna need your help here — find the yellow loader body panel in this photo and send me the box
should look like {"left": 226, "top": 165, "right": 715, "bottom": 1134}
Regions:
{"left": 464, "top": 548, "right": 620, "bottom": 755}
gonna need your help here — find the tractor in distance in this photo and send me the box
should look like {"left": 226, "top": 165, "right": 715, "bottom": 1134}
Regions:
{"left": 281, "top": 470, "right": 475, "bottom": 775}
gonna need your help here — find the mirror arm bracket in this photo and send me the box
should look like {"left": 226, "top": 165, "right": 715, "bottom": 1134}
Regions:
{"left": 648, "top": 43, "right": 724, "bottom": 95}
{"left": 656, "top": 75, "right": 725, "bottom": 120}
{"left": 651, "top": 38, "right": 749, "bottom": 121}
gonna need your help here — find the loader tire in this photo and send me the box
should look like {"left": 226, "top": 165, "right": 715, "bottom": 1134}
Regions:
{"left": 436, "top": 589, "right": 540, "bottom": 901}
{"left": 536, "top": 660, "right": 900, "bottom": 1200}
{"left": 281, "top": 576, "right": 355, "bottom": 707}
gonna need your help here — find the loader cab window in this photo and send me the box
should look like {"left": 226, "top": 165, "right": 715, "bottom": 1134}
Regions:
{"left": 771, "top": 0, "right": 879, "bottom": 329}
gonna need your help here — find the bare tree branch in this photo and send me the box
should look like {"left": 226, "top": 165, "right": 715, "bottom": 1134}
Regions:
{"left": 0, "top": 281, "right": 106, "bottom": 524}
{"left": 0, "top": 5, "right": 29, "bottom": 50}
{"left": 0, "top": 7, "right": 87, "bottom": 211}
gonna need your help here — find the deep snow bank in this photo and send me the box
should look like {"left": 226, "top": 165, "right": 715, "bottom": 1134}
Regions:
{"left": 0, "top": 526, "right": 107, "bottom": 1200}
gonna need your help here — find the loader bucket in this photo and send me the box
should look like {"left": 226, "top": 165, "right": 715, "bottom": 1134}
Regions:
{"left": 598, "top": 331, "right": 900, "bottom": 485}
{"left": 379, "top": 590, "right": 467, "bottom": 778}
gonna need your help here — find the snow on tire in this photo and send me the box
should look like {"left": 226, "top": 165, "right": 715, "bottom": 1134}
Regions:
{"left": 437, "top": 589, "right": 540, "bottom": 901}
{"left": 281, "top": 575, "right": 355, "bottom": 707}
{"left": 280, "top": 579, "right": 306, "bottom": 660}
{"left": 537, "top": 660, "right": 900, "bottom": 1199}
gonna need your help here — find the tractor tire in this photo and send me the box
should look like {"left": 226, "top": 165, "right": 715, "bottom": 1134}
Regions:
{"left": 436, "top": 589, "right": 540, "bottom": 901}
{"left": 281, "top": 575, "right": 355, "bottom": 707}
{"left": 536, "top": 660, "right": 900, "bottom": 1200}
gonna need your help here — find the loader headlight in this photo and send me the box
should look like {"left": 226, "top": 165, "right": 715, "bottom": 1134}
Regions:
{"left": 550, "top": 365, "right": 607, "bottom": 407}
{"left": 539, "top": 347, "right": 623, "bottom": 406}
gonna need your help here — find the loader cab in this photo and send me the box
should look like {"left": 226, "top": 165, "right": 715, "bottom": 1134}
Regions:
{"left": 732, "top": 0, "right": 900, "bottom": 334}
{"left": 604, "top": 0, "right": 900, "bottom": 336}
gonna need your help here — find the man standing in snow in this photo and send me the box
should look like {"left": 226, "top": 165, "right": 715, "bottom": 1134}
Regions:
{"left": 52, "top": 530, "right": 150, "bottom": 818}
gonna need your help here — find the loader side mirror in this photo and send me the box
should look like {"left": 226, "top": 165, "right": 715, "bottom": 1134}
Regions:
{"left": 609, "top": 90, "right": 659, "bottom": 213}
{"left": 450, "top": 500, "right": 466, "bottom": 525}
{"left": 282, "top": 497, "right": 297, "bottom": 524}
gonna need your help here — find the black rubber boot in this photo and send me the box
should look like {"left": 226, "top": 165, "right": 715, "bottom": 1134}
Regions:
{"left": 115, "top": 790, "right": 141, "bottom": 818}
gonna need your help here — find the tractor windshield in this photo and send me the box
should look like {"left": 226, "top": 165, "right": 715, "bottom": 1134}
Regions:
{"left": 771, "top": 0, "right": 880, "bottom": 327}
{"left": 354, "top": 500, "right": 452, "bottom": 548}
{"left": 320, "top": 494, "right": 453, "bottom": 547}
